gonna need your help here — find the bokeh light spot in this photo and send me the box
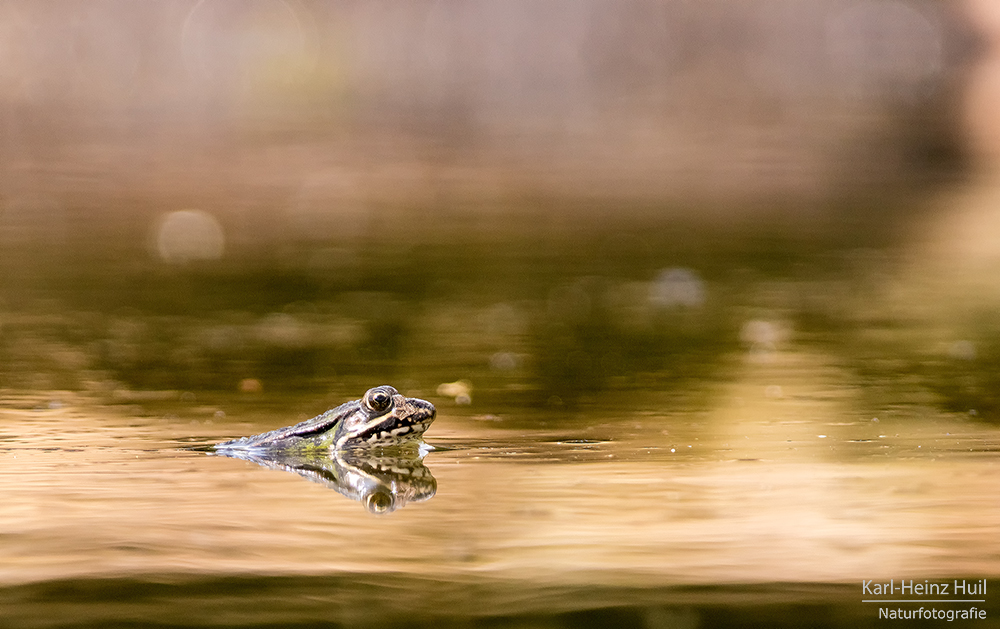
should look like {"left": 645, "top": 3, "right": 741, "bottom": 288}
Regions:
{"left": 740, "top": 320, "right": 786, "bottom": 350}
{"left": 239, "top": 378, "right": 263, "bottom": 393}
{"left": 437, "top": 380, "right": 473, "bottom": 405}
{"left": 154, "top": 209, "right": 225, "bottom": 263}
{"left": 649, "top": 268, "right": 705, "bottom": 308}
{"left": 948, "top": 340, "right": 976, "bottom": 361}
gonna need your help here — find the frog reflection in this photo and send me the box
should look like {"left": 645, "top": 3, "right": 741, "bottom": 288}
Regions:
{"left": 214, "top": 446, "right": 436, "bottom": 513}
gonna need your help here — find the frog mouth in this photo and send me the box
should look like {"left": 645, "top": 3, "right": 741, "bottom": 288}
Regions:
{"left": 410, "top": 399, "right": 436, "bottom": 422}
{"left": 340, "top": 397, "right": 436, "bottom": 448}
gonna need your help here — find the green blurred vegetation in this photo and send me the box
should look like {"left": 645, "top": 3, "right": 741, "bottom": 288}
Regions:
{"left": 6, "top": 198, "right": 974, "bottom": 416}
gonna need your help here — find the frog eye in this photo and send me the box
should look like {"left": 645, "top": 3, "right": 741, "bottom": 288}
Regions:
{"left": 365, "top": 387, "right": 392, "bottom": 413}
{"left": 365, "top": 490, "right": 395, "bottom": 514}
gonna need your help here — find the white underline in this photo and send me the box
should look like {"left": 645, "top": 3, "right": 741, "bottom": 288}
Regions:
{"left": 862, "top": 600, "right": 985, "bottom": 603}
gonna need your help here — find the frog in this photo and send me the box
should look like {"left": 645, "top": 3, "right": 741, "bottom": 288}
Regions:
{"left": 214, "top": 385, "right": 436, "bottom": 453}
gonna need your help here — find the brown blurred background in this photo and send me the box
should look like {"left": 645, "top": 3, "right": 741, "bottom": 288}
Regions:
{"left": 0, "top": 0, "right": 976, "bottom": 244}
{"left": 2, "top": 0, "right": 999, "bottom": 409}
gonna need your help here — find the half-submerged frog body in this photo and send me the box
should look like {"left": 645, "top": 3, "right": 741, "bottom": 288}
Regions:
{"left": 215, "top": 385, "right": 436, "bottom": 453}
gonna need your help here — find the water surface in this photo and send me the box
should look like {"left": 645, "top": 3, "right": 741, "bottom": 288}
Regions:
{"left": 2, "top": 343, "right": 997, "bottom": 627}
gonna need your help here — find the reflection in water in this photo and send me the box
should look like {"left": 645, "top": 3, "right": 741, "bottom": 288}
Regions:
{"left": 211, "top": 447, "right": 436, "bottom": 514}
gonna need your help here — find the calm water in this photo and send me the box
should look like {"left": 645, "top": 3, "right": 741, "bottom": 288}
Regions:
{"left": 2, "top": 210, "right": 1000, "bottom": 627}
{"left": 2, "top": 379, "right": 998, "bottom": 627}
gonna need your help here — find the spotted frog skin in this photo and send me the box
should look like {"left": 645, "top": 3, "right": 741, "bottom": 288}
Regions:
{"left": 215, "top": 385, "right": 436, "bottom": 453}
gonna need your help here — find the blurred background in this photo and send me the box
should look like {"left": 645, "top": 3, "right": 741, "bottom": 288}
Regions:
{"left": 0, "top": 0, "right": 998, "bottom": 412}
{"left": 6, "top": 3, "right": 1000, "bottom": 627}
